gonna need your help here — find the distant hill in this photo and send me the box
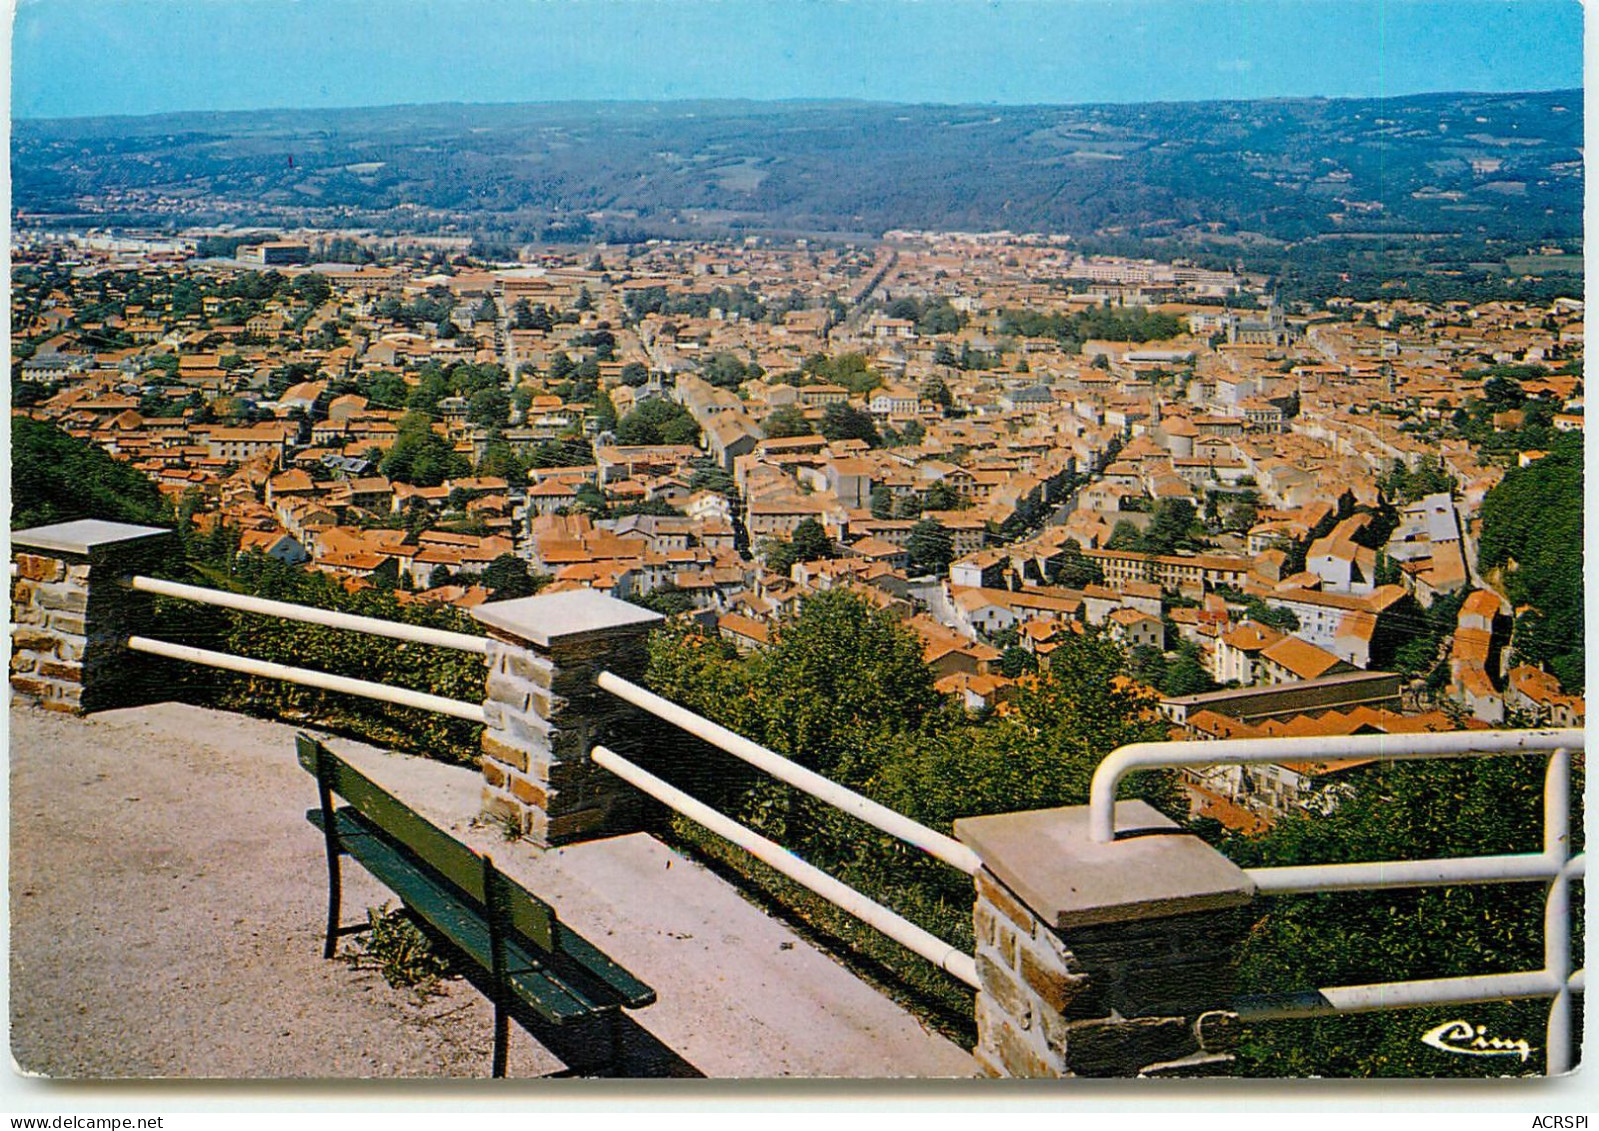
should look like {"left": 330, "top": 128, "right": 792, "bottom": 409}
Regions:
{"left": 13, "top": 92, "right": 1582, "bottom": 245}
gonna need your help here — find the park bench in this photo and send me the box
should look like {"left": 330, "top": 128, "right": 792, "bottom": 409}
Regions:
{"left": 296, "top": 734, "right": 656, "bottom": 1077}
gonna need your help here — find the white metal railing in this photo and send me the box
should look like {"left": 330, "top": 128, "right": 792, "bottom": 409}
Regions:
{"left": 124, "top": 575, "right": 485, "bottom": 723}
{"left": 127, "top": 636, "right": 485, "bottom": 722}
{"left": 1090, "top": 728, "right": 1584, "bottom": 1074}
{"left": 594, "top": 670, "right": 982, "bottom": 989}
{"left": 596, "top": 671, "right": 981, "bottom": 875}
{"left": 593, "top": 745, "right": 979, "bottom": 989}
{"left": 128, "top": 575, "right": 488, "bottom": 654}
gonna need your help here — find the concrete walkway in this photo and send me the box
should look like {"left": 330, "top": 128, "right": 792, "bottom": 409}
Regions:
{"left": 9, "top": 701, "right": 976, "bottom": 1079}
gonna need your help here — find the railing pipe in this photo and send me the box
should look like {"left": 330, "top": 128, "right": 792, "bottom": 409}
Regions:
{"left": 591, "top": 743, "right": 980, "bottom": 990}
{"left": 1543, "top": 746, "right": 1573, "bottom": 1075}
{"left": 1089, "top": 728, "right": 1580, "bottom": 843}
{"left": 1248, "top": 852, "right": 1584, "bottom": 895}
{"left": 595, "top": 670, "right": 982, "bottom": 876}
{"left": 1236, "top": 969, "right": 1578, "bottom": 1022}
{"left": 126, "top": 636, "right": 486, "bottom": 723}
{"left": 126, "top": 575, "right": 489, "bottom": 655}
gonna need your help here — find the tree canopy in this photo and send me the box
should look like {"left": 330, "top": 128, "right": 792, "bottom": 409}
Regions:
{"left": 819, "top": 403, "right": 880, "bottom": 446}
{"left": 907, "top": 519, "right": 955, "bottom": 575}
{"left": 1478, "top": 432, "right": 1583, "bottom": 690}
{"left": 615, "top": 399, "right": 700, "bottom": 446}
{"left": 13, "top": 418, "right": 167, "bottom": 530}
{"left": 793, "top": 352, "right": 879, "bottom": 395}
{"left": 380, "top": 412, "right": 472, "bottom": 486}
{"left": 762, "top": 404, "right": 815, "bottom": 439}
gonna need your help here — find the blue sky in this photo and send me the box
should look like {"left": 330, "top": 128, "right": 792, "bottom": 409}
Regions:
{"left": 11, "top": 0, "right": 1585, "bottom": 119}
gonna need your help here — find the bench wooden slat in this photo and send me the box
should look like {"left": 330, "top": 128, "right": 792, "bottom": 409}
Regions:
{"left": 554, "top": 924, "right": 657, "bottom": 1010}
{"left": 309, "top": 807, "right": 607, "bottom": 1026}
{"left": 296, "top": 735, "right": 554, "bottom": 951}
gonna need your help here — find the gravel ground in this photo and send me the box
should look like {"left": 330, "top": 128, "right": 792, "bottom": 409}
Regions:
{"left": 9, "top": 700, "right": 975, "bottom": 1081}
{"left": 9, "top": 701, "right": 561, "bottom": 1079}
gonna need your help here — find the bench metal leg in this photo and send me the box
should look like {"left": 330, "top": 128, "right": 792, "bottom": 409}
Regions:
{"left": 485, "top": 855, "right": 510, "bottom": 1079}
{"left": 493, "top": 1003, "right": 509, "bottom": 1078}
{"left": 315, "top": 748, "right": 343, "bottom": 961}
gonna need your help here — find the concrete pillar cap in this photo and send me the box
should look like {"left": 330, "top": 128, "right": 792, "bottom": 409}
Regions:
{"left": 12, "top": 520, "right": 172, "bottom": 559}
{"left": 471, "top": 588, "right": 663, "bottom": 648}
{"left": 956, "top": 800, "right": 1255, "bottom": 929}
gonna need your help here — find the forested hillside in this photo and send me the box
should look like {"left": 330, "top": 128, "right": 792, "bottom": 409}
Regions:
{"left": 15, "top": 91, "right": 1581, "bottom": 249}
{"left": 1478, "top": 432, "right": 1584, "bottom": 692}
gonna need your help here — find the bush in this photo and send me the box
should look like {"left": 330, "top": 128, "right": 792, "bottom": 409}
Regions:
{"left": 345, "top": 903, "right": 454, "bottom": 997}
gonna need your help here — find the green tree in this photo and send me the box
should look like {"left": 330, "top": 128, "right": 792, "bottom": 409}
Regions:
{"left": 619, "top": 361, "right": 650, "bottom": 387}
{"left": 573, "top": 482, "right": 610, "bottom": 518}
{"left": 1141, "top": 498, "right": 1198, "bottom": 555}
{"left": 366, "top": 371, "right": 410, "bottom": 410}
{"left": 380, "top": 413, "right": 472, "bottom": 486}
{"left": 762, "top": 404, "right": 815, "bottom": 439}
{"left": 1107, "top": 519, "right": 1144, "bottom": 551}
{"left": 1223, "top": 497, "right": 1259, "bottom": 534}
{"left": 907, "top": 519, "right": 955, "bottom": 575}
{"left": 869, "top": 484, "right": 896, "bottom": 520}
{"left": 467, "top": 387, "right": 510, "bottom": 427}
{"left": 1049, "top": 540, "right": 1105, "bottom": 589}
{"left": 790, "top": 518, "right": 834, "bottom": 563}
{"left": 616, "top": 399, "right": 700, "bottom": 446}
{"left": 594, "top": 385, "right": 617, "bottom": 428}
{"left": 880, "top": 628, "right": 1175, "bottom": 831}
{"left": 1161, "top": 640, "right": 1218, "bottom": 697}
{"left": 12, "top": 419, "right": 167, "bottom": 529}
{"left": 168, "top": 552, "right": 486, "bottom": 766}
{"left": 998, "top": 645, "right": 1037, "bottom": 678}
{"left": 632, "top": 583, "right": 697, "bottom": 617}
{"left": 763, "top": 538, "right": 800, "bottom": 576}
{"left": 920, "top": 480, "right": 966, "bottom": 512}
{"left": 526, "top": 437, "right": 595, "bottom": 469}
{"left": 649, "top": 589, "right": 944, "bottom": 791}
{"left": 690, "top": 463, "right": 739, "bottom": 498}
{"left": 917, "top": 300, "right": 963, "bottom": 336}
{"left": 480, "top": 553, "right": 544, "bottom": 599}
{"left": 547, "top": 353, "right": 578, "bottom": 384}
{"left": 1126, "top": 644, "right": 1168, "bottom": 690}
{"left": 475, "top": 434, "right": 528, "bottom": 481}
{"left": 1479, "top": 433, "right": 1582, "bottom": 689}
{"left": 702, "top": 352, "right": 756, "bottom": 389}
{"left": 1482, "top": 374, "right": 1527, "bottom": 411}
{"left": 820, "top": 403, "right": 880, "bottom": 446}
{"left": 801, "top": 352, "right": 880, "bottom": 397}
{"left": 514, "top": 302, "right": 552, "bottom": 332}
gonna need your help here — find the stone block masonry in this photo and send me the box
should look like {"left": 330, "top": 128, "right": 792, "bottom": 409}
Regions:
{"left": 471, "top": 590, "right": 664, "bottom": 847}
{"left": 957, "top": 799, "right": 1256, "bottom": 1077}
{"left": 11, "top": 521, "right": 174, "bottom": 714}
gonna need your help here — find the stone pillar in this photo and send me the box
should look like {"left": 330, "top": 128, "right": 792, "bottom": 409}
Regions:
{"left": 10, "top": 520, "right": 174, "bottom": 714}
{"left": 470, "top": 590, "right": 663, "bottom": 847}
{"left": 955, "top": 799, "right": 1256, "bottom": 1078}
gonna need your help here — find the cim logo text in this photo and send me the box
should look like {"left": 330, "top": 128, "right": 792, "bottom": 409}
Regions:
{"left": 1419, "top": 1018, "right": 1533, "bottom": 1062}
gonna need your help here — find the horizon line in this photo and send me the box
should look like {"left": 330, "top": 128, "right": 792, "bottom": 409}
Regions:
{"left": 15, "top": 85, "right": 1584, "bottom": 126}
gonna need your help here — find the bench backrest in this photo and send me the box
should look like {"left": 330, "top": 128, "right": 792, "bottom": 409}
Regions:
{"left": 296, "top": 734, "right": 555, "bottom": 951}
